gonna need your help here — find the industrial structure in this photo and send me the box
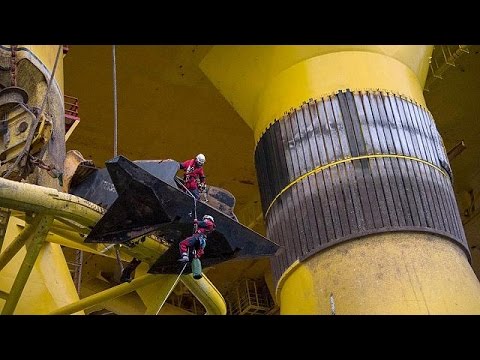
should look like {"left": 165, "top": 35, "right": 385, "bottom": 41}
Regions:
{"left": 0, "top": 45, "right": 479, "bottom": 314}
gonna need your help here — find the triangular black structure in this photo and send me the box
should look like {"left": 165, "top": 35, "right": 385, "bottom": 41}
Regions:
{"left": 83, "top": 156, "right": 279, "bottom": 274}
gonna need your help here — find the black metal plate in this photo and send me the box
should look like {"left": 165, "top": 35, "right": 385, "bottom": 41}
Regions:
{"left": 81, "top": 156, "right": 279, "bottom": 273}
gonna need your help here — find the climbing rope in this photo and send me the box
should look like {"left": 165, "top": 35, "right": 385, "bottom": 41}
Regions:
{"left": 155, "top": 262, "right": 188, "bottom": 315}
{"left": 176, "top": 177, "right": 198, "bottom": 224}
{"left": 111, "top": 45, "right": 123, "bottom": 273}
{"left": 112, "top": 45, "right": 118, "bottom": 157}
{"left": 38, "top": 45, "right": 62, "bottom": 120}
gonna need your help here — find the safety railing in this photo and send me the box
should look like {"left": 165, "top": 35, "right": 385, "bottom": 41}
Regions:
{"left": 424, "top": 45, "right": 470, "bottom": 92}
{"left": 226, "top": 278, "right": 275, "bottom": 315}
{"left": 64, "top": 95, "right": 80, "bottom": 141}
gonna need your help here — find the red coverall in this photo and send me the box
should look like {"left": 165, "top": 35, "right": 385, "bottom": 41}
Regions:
{"left": 179, "top": 218, "right": 215, "bottom": 258}
{"left": 179, "top": 159, "right": 205, "bottom": 199}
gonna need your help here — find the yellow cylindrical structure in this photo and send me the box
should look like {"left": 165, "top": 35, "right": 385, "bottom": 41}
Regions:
{"left": 0, "top": 44, "right": 95, "bottom": 315}
{"left": 200, "top": 45, "right": 432, "bottom": 141}
{"left": 201, "top": 45, "right": 480, "bottom": 314}
{"left": 21, "top": 45, "right": 64, "bottom": 93}
{"left": 181, "top": 273, "right": 227, "bottom": 315}
{"left": 254, "top": 50, "right": 428, "bottom": 143}
{"left": 278, "top": 233, "right": 480, "bottom": 314}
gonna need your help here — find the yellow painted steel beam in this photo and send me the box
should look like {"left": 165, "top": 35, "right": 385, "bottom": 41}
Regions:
{"left": 157, "top": 303, "right": 194, "bottom": 315}
{"left": 0, "top": 213, "right": 46, "bottom": 272}
{"left": 0, "top": 209, "right": 11, "bottom": 252}
{"left": 45, "top": 230, "right": 110, "bottom": 256}
{"left": 134, "top": 263, "right": 181, "bottom": 314}
{"left": 1, "top": 215, "right": 54, "bottom": 315}
{"left": 82, "top": 276, "right": 194, "bottom": 315}
{"left": 48, "top": 273, "right": 165, "bottom": 315}
{"left": 0, "top": 177, "right": 165, "bottom": 264}
{"left": 0, "top": 217, "right": 79, "bottom": 314}
{"left": 51, "top": 217, "right": 91, "bottom": 235}
{"left": 65, "top": 119, "right": 80, "bottom": 142}
{"left": 37, "top": 241, "right": 84, "bottom": 314}
{"left": 0, "top": 290, "right": 8, "bottom": 299}
{"left": 49, "top": 270, "right": 227, "bottom": 315}
{"left": 181, "top": 274, "right": 227, "bottom": 315}
{"left": 81, "top": 277, "right": 147, "bottom": 315}
{"left": 45, "top": 219, "right": 167, "bottom": 263}
{"left": 132, "top": 261, "right": 227, "bottom": 315}
{"left": 0, "top": 177, "right": 104, "bottom": 228}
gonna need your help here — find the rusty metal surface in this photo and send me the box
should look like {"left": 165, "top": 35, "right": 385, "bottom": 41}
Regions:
{"left": 80, "top": 156, "right": 279, "bottom": 274}
{"left": 63, "top": 150, "right": 96, "bottom": 192}
{"left": 254, "top": 90, "right": 468, "bottom": 284}
{"left": 0, "top": 87, "right": 28, "bottom": 114}
{"left": 70, "top": 159, "right": 180, "bottom": 209}
{"left": 0, "top": 46, "right": 66, "bottom": 189}
{"left": 10, "top": 46, "right": 17, "bottom": 87}
{"left": 70, "top": 156, "right": 239, "bottom": 222}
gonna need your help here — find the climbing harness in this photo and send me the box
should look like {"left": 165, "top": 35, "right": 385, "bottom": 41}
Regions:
{"left": 176, "top": 177, "right": 206, "bottom": 280}
{"left": 201, "top": 187, "right": 209, "bottom": 202}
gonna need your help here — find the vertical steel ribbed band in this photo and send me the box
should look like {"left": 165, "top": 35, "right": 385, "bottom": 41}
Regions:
{"left": 254, "top": 90, "right": 469, "bottom": 284}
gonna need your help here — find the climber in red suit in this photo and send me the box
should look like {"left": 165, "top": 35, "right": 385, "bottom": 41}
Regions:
{"left": 178, "top": 215, "right": 215, "bottom": 262}
{"left": 179, "top": 153, "right": 206, "bottom": 200}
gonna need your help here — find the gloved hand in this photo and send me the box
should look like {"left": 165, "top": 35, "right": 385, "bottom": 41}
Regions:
{"left": 194, "top": 218, "right": 198, "bottom": 224}
{"left": 199, "top": 183, "right": 206, "bottom": 192}
{"left": 196, "top": 247, "right": 204, "bottom": 258}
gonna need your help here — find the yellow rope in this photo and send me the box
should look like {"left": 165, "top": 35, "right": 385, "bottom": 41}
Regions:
{"left": 264, "top": 154, "right": 447, "bottom": 218}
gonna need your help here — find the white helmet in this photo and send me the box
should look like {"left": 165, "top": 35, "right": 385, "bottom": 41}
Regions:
{"left": 203, "top": 215, "right": 214, "bottom": 222}
{"left": 195, "top": 153, "right": 206, "bottom": 165}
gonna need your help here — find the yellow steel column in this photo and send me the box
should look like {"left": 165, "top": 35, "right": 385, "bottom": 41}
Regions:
{"left": 1, "top": 215, "right": 53, "bottom": 314}
{"left": 0, "top": 214, "right": 46, "bottom": 272}
{"left": 201, "top": 45, "right": 480, "bottom": 314}
{"left": 278, "top": 233, "right": 480, "bottom": 314}
{"left": 0, "top": 45, "right": 79, "bottom": 314}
